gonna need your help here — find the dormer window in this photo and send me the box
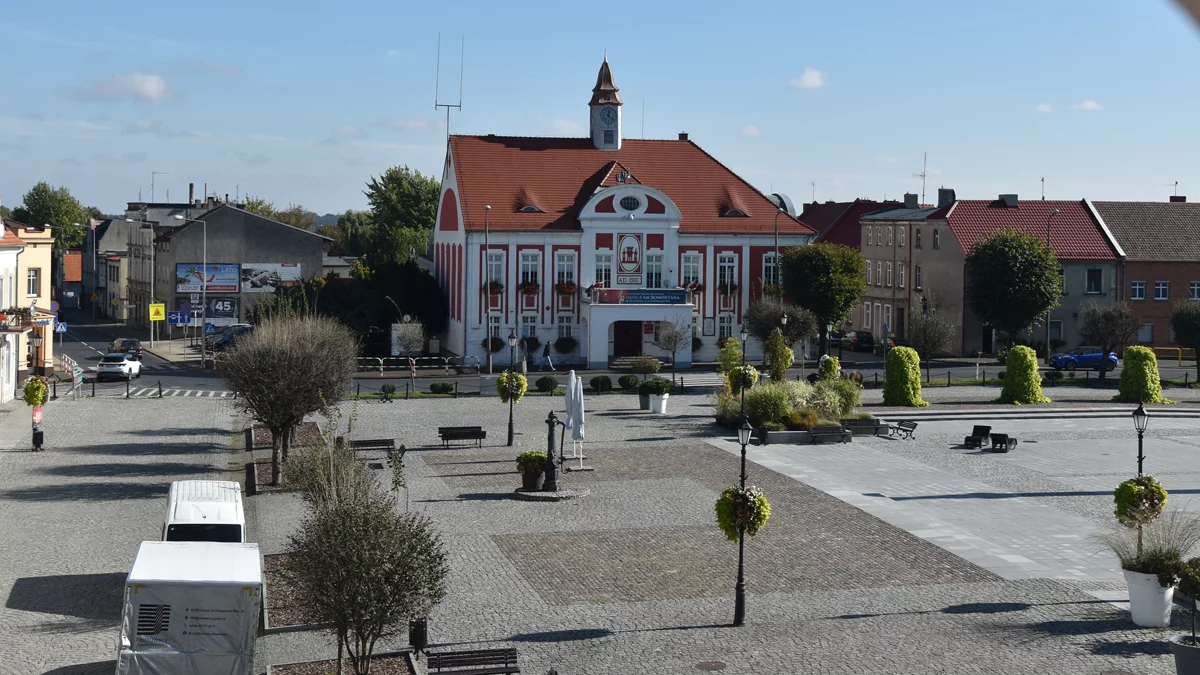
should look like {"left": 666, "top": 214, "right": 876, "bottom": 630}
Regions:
{"left": 518, "top": 205, "right": 543, "bottom": 213}
{"left": 619, "top": 196, "right": 641, "bottom": 211}
{"left": 723, "top": 209, "right": 747, "bottom": 217}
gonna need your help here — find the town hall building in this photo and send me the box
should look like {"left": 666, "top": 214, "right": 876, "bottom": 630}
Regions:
{"left": 431, "top": 58, "right": 815, "bottom": 369}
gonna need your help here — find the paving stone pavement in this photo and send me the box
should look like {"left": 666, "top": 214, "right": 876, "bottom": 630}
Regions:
{"left": 0, "top": 397, "right": 235, "bottom": 675}
{"left": 249, "top": 393, "right": 1183, "bottom": 674}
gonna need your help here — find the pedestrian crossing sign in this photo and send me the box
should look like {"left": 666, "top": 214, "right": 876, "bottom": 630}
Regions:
{"left": 54, "top": 322, "right": 67, "bottom": 333}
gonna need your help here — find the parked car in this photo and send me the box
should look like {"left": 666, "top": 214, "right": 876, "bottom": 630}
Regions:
{"left": 846, "top": 331, "right": 875, "bottom": 352}
{"left": 111, "top": 338, "right": 144, "bottom": 356}
{"left": 211, "top": 325, "right": 253, "bottom": 352}
{"left": 96, "top": 352, "right": 141, "bottom": 381}
{"left": 205, "top": 323, "right": 251, "bottom": 349}
{"left": 1049, "top": 346, "right": 1119, "bottom": 372}
{"left": 828, "top": 329, "right": 847, "bottom": 348}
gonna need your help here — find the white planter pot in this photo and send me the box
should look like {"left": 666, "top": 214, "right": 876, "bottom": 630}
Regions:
{"left": 648, "top": 393, "right": 669, "bottom": 414}
{"left": 1124, "top": 569, "right": 1175, "bottom": 627}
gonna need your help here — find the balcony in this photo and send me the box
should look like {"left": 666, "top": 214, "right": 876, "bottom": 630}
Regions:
{"left": 583, "top": 288, "right": 695, "bottom": 305}
{"left": 0, "top": 309, "right": 37, "bottom": 333}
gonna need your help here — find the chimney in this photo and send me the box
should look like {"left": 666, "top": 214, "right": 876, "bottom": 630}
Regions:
{"left": 937, "top": 188, "right": 956, "bottom": 208}
{"left": 224, "top": 193, "right": 229, "bottom": 204}
{"left": 678, "top": 132, "right": 688, "bottom": 141}
{"left": 1170, "top": 195, "right": 1187, "bottom": 203}
{"left": 903, "top": 193, "right": 918, "bottom": 209}
{"left": 188, "top": 183, "right": 194, "bottom": 203}
{"left": 999, "top": 194, "right": 1018, "bottom": 207}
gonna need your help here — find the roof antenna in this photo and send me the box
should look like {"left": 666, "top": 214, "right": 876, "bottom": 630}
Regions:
{"left": 1041, "top": 176, "right": 1045, "bottom": 200}
{"left": 811, "top": 181, "right": 815, "bottom": 202}
{"left": 912, "top": 152, "right": 927, "bottom": 206}
{"left": 434, "top": 31, "right": 464, "bottom": 143}
{"left": 1166, "top": 180, "right": 1179, "bottom": 197}
{"left": 641, "top": 98, "right": 645, "bottom": 139}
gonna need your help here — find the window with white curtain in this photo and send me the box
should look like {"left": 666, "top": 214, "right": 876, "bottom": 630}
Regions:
{"left": 682, "top": 254, "right": 701, "bottom": 286}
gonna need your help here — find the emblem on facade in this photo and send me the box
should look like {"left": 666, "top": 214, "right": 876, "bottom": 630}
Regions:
{"left": 617, "top": 234, "right": 641, "bottom": 273}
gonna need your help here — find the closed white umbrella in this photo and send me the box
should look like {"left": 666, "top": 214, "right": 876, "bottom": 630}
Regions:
{"left": 565, "top": 370, "right": 577, "bottom": 430}
{"left": 572, "top": 377, "right": 585, "bottom": 441}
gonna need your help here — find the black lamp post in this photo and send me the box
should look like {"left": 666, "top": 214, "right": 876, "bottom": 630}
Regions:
{"left": 30, "top": 332, "right": 43, "bottom": 376}
{"left": 506, "top": 330, "right": 518, "bottom": 447}
{"left": 733, "top": 419, "right": 753, "bottom": 627}
{"left": 738, "top": 325, "right": 749, "bottom": 418}
{"left": 1133, "top": 402, "right": 1149, "bottom": 476}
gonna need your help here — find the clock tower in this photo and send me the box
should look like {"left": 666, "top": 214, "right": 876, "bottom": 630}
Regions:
{"left": 589, "top": 57, "right": 622, "bottom": 150}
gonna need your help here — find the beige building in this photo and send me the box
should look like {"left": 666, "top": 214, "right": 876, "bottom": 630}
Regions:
{"left": 5, "top": 221, "right": 56, "bottom": 375}
{"left": 104, "top": 253, "right": 130, "bottom": 324}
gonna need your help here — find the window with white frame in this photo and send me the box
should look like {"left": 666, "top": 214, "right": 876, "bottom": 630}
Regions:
{"left": 718, "top": 314, "right": 733, "bottom": 339}
{"left": 932, "top": 229, "right": 940, "bottom": 250}
{"left": 489, "top": 315, "right": 501, "bottom": 338}
{"left": 1138, "top": 323, "right": 1153, "bottom": 343}
{"left": 763, "top": 253, "right": 778, "bottom": 286}
{"left": 864, "top": 302, "right": 872, "bottom": 329}
{"left": 487, "top": 252, "right": 503, "bottom": 284}
{"left": 1050, "top": 320, "right": 1063, "bottom": 342}
{"left": 887, "top": 227, "right": 893, "bottom": 246}
{"left": 27, "top": 268, "right": 40, "bottom": 297}
{"left": 866, "top": 228, "right": 873, "bottom": 245}
{"left": 875, "top": 228, "right": 882, "bottom": 246}
{"left": 886, "top": 262, "right": 893, "bottom": 287}
{"left": 866, "top": 260, "right": 872, "bottom": 285}
{"left": 883, "top": 305, "right": 892, "bottom": 333}
{"left": 555, "top": 252, "right": 576, "bottom": 285}
{"left": 520, "top": 252, "right": 539, "bottom": 285}
{"left": 595, "top": 254, "right": 612, "bottom": 286}
{"left": 717, "top": 254, "right": 737, "bottom": 288}
{"left": 874, "top": 303, "right": 882, "bottom": 330}
{"left": 1191, "top": 281, "right": 1200, "bottom": 301}
{"left": 1086, "top": 269, "right": 1102, "bottom": 294}
{"left": 875, "top": 262, "right": 882, "bottom": 286}
{"left": 558, "top": 316, "right": 573, "bottom": 339}
{"left": 915, "top": 229, "right": 922, "bottom": 248}
{"left": 898, "top": 263, "right": 906, "bottom": 288}
{"left": 646, "top": 254, "right": 664, "bottom": 289}
{"left": 682, "top": 254, "right": 701, "bottom": 286}
{"left": 521, "top": 315, "right": 537, "bottom": 338}
{"left": 898, "top": 227, "right": 906, "bottom": 247}
{"left": 915, "top": 264, "right": 923, "bottom": 289}
{"left": 692, "top": 314, "right": 698, "bottom": 337}
{"left": 1155, "top": 281, "right": 1169, "bottom": 300}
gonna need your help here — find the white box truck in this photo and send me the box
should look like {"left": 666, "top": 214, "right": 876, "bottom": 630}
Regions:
{"left": 116, "top": 541, "right": 263, "bottom": 675}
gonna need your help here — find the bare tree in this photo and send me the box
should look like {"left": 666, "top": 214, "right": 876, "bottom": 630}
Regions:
{"left": 1079, "top": 300, "right": 1140, "bottom": 379}
{"left": 218, "top": 311, "right": 358, "bottom": 485}
{"left": 653, "top": 317, "right": 692, "bottom": 384}
{"left": 391, "top": 323, "right": 425, "bottom": 356}
{"left": 288, "top": 492, "right": 448, "bottom": 675}
{"left": 907, "top": 312, "right": 955, "bottom": 360}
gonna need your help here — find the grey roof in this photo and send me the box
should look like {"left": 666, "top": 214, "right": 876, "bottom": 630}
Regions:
{"left": 1091, "top": 201, "right": 1200, "bottom": 262}
{"left": 860, "top": 206, "right": 943, "bottom": 221}
{"left": 323, "top": 256, "right": 356, "bottom": 266}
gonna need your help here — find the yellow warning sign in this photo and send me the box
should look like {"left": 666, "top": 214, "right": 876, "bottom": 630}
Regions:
{"left": 149, "top": 303, "right": 166, "bottom": 321}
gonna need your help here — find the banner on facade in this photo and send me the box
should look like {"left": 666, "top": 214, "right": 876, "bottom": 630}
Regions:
{"left": 176, "top": 264, "right": 240, "bottom": 293}
{"left": 240, "top": 263, "right": 302, "bottom": 293}
{"left": 595, "top": 289, "right": 688, "bottom": 305}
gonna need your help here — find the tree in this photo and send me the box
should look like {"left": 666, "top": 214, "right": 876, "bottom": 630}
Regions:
{"left": 744, "top": 298, "right": 817, "bottom": 349}
{"left": 883, "top": 346, "right": 928, "bottom": 407}
{"left": 999, "top": 345, "right": 1050, "bottom": 405}
{"left": 964, "top": 228, "right": 1062, "bottom": 347}
{"left": 11, "top": 182, "right": 88, "bottom": 249}
{"left": 275, "top": 204, "right": 317, "bottom": 231}
{"left": 780, "top": 243, "right": 867, "bottom": 356}
{"left": 652, "top": 317, "right": 691, "bottom": 384}
{"left": 243, "top": 195, "right": 276, "bottom": 219}
{"left": 1172, "top": 300, "right": 1200, "bottom": 383}
{"left": 906, "top": 313, "right": 956, "bottom": 360}
{"left": 0, "top": 203, "right": 10, "bottom": 219}
{"left": 364, "top": 167, "right": 439, "bottom": 265}
{"left": 217, "top": 311, "right": 358, "bottom": 485}
{"left": 762, "top": 328, "right": 793, "bottom": 381}
{"left": 1079, "top": 300, "right": 1140, "bottom": 380}
{"left": 326, "top": 210, "right": 375, "bottom": 257}
{"left": 85, "top": 205, "right": 105, "bottom": 220}
{"left": 289, "top": 493, "right": 448, "bottom": 675}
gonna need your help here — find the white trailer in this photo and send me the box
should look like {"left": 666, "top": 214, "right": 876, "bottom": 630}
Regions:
{"left": 116, "top": 541, "right": 262, "bottom": 675}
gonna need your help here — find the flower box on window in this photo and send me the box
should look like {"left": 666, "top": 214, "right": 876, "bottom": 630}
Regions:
{"left": 717, "top": 282, "right": 740, "bottom": 296}
{"left": 483, "top": 281, "right": 504, "bottom": 295}
{"left": 555, "top": 282, "right": 578, "bottom": 295}
{"left": 518, "top": 281, "right": 540, "bottom": 295}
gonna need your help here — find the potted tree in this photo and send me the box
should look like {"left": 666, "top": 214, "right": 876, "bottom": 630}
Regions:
{"left": 643, "top": 377, "right": 672, "bottom": 414}
{"left": 631, "top": 356, "right": 662, "bottom": 410}
{"left": 516, "top": 451, "right": 548, "bottom": 490}
{"left": 1169, "top": 557, "right": 1200, "bottom": 674}
{"left": 1102, "top": 475, "right": 1174, "bottom": 627}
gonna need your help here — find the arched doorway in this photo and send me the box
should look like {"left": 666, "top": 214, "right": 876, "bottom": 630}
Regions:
{"left": 612, "top": 321, "right": 642, "bottom": 357}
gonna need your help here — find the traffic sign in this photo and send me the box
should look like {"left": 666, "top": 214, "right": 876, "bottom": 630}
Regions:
{"left": 205, "top": 323, "right": 217, "bottom": 335}
{"left": 50, "top": 301, "right": 59, "bottom": 313}
{"left": 111, "top": 297, "right": 119, "bottom": 306}
{"left": 149, "top": 303, "right": 166, "bottom": 321}
{"left": 190, "top": 293, "right": 200, "bottom": 303}
{"left": 180, "top": 302, "right": 192, "bottom": 315}
{"left": 54, "top": 322, "right": 67, "bottom": 333}
{"left": 89, "top": 292, "right": 99, "bottom": 302}
{"left": 167, "top": 311, "right": 186, "bottom": 325}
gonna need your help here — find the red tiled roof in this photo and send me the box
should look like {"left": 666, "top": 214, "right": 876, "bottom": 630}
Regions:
{"left": 62, "top": 251, "right": 82, "bottom": 282}
{"left": 0, "top": 222, "right": 29, "bottom": 248}
{"left": 945, "top": 199, "right": 1118, "bottom": 260}
{"left": 806, "top": 199, "right": 901, "bottom": 247}
{"left": 1091, "top": 201, "right": 1200, "bottom": 262}
{"left": 449, "top": 135, "right": 814, "bottom": 235}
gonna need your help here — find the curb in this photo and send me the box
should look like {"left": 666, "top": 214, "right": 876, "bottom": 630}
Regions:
{"left": 873, "top": 407, "right": 1200, "bottom": 422}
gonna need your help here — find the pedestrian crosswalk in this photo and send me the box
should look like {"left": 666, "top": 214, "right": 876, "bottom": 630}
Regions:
{"left": 85, "top": 363, "right": 187, "bottom": 373}
{"left": 95, "top": 387, "right": 234, "bottom": 398}
{"left": 668, "top": 372, "right": 727, "bottom": 389}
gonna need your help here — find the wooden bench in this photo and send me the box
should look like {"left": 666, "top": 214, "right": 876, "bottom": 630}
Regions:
{"left": 427, "top": 647, "right": 519, "bottom": 674}
{"left": 349, "top": 438, "right": 395, "bottom": 454}
{"left": 889, "top": 420, "right": 918, "bottom": 439}
{"left": 438, "top": 426, "right": 487, "bottom": 448}
{"left": 990, "top": 433, "right": 1018, "bottom": 453}
{"left": 963, "top": 425, "right": 992, "bottom": 449}
{"left": 809, "top": 425, "right": 851, "bottom": 444}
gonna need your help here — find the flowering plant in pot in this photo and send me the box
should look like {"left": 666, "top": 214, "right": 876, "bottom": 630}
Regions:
{"left": 515, "top": 450, "right": 548, "bottom": 490}
{"left": 483, "top": 280, "right": 503, "bottom": 295}
{"left": 555, "top": 282, "right": 578, "bottom": 295}
{"left": 727, "top": 365, "right": 759, "bottom": 396}
{"left": 1112, "top": 475, "right": 1173, "bottom": 627}
{"left": 631, "top": 356, "right": 662, "bottom": 409}
{"left": 641, "top": 377, "right": 672, "bottom": 414}
{"left": 517, "top": 281, "right": 540, "bottom": 295}
{"left": 1168, "top": 557, "right": 1200, "bottom": 673}
{"left": 714, "top": 486, "right": 771, "bottom": 541}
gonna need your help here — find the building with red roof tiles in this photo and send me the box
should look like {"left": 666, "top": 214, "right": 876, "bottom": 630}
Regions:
{"left": 804, "top": 198, "right": 900, "bottom": 248}
{"left": 56, "top": 250, "right": 83, "bottom": 310}
{"left": 432, "top": 58, "right": 815, "bottom": 368}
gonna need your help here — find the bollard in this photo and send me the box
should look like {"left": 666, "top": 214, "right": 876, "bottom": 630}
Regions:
{"left": 406, "top": 382, "right": 410, "bottom": 399}
{"left": 874, "top": 372, "right": 878, "bottom": 388}
{"left": 947, "top": 371, "right": 951, "bottom": 387}
{"left": 983, "top": 371, "right": 987, "bottom": 385}
{"left": 454, "top": 381, "right": 459, "bottom": 399}
{"left": 357, "top": 383, "right": 361, "bottom": 398}
{"left": 158, "top": 381, "right": 163, "bottom": 398}
{"left": 126, "top": 378, "right": 131, "bottom": 398}
{"left": 51, "top": 379, "right": 57, "bottom": 400}
{"left": 92, "top": 379, "right": 96, "bottom": 397}
{"left": 245, "top": 462, "right": 257, "bottom": 496}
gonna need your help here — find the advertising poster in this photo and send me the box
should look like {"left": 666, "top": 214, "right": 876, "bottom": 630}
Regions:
{"left": 176, "top": 264, "right": 240, "bottom": 293}
{"left": 240, "top": 263, "right": 302, "bottom": 293}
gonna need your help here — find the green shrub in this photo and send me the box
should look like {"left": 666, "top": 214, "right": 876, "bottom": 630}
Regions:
{"left": 883, "top": 347, "right": 928, "bottom": 407}
{"left": 589, "top": 375, "right": 612, "bottom": 392}
{"left": 519, "top": 336, "right": 540, "bottom": 352}
{"left": 727, "top": 365, "right": 759, "bottom": 395}
{"left": 744, "top": 382, "right": 792, "bottom": 427}
{"left": 716, "top": 339, "right": 743, "bottom": 374}
{"left": 713, "top": 387, "right": 740, "bottom": 426}
{"left": 554, "top": 336, "right": 577, "bottom": 353}
{"left": 429, "top": 382, "right": 454, "bottom": 395}
{"left": 381, "top": 383, "right": 397, "bottom": 395}
{"left": 763, "top": 328, "right": 793, "bottom": 381}
{"left": 803, "top": 383, "right": 844, "bottom": 420}
{"left": 641, "top": 378, "right": 672, "bottom": 396}
{"left": 997, "top": 371, "right": 1006, "bottom": 381}
{"left": 23, "top": 376, "right": 48, "bottom": 407}
{"left": 630, "top": 356, "right": 662, "bottom": 375}
{"left": 481, "top": 336, "right": 503, "bottom": 352}
{"left": 817, "top": 377, "right": 862, "bottom": 417}
{"left": 1044, "top": 370, "right": 1062, "bottom": 384}
{"left": 819, "top": 355, "right": 839, "bottom": 380}
{"left": 999, "top": 345, "right": 1050, "bottom": 405}
{"left": 497, "top": 371, "right": 527, "bottom": 403}
{"left": 618, "top": 374, "right": 639, "bottom": 390}
{"left": 784, "top": 407, "right": 820, "bottom": 430}
{"left": 1114, "top": 475, "right": 1168, "bottom": 527}
{"left": 1117, "top": 345, "right": 1171, "bottom": 404}
{"left": 714, "top": 486, "right": 771, "bottom": 541}
{"left": 692, "top": 336, "right": 703, "bottom": 352}
{"left": 515, "top": 451, "right": 548, "bottom": 473}
{"left": 535, "top": 375, "right": 557, "bottom": 393}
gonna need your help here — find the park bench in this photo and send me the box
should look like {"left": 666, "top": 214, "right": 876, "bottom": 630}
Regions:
{"left": 989, "top": 433, "right": 1018, "bottom": 453}
{"left": 809, "top": 425, "right": 851, "bottom": 444}
{"left": 438, "top": 426, "right": 487, "bottom": 448}
{"left": 889, "top": 420, "right": 918, "bottom": 439}
{"left": 427, "top": 647, "right": 520, "bottom": 674}
{"left": 963, "top": 425, "right": 992, "bottom": 449}
{"left": 349, "top": 438, "right": 396, "bottom": 454}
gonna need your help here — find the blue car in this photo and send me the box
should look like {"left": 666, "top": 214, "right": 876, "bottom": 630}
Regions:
{"left": 1049, "top": 346, "right": 1119, "bottom": 372}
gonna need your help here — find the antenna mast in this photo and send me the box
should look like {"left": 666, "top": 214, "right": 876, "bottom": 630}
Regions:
{"left": 1166, "top": 181, "right": 1180, "bottom": 197}
{"left": 811, "top": 181, "right": 815, "bottom": 202}
{"left": 151, "top": 171, "right": 169, "bottom": 202}
{"left": 912, "top": 153, "right": 927, "bottom": 206}
{"left": 434, "top": 32, "right": 464, "bottom": 143}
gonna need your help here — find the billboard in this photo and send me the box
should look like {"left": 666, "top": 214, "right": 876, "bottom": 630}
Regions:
{"left": 176, "top": 264, "right": 240, "bottom": 293}
{"left": 241, "top": 263, "right": 302, "bottom": 293}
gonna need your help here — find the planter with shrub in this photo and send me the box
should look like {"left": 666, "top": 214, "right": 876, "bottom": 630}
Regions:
{"left": 429, "top": 382, "right": 454, "bottom": 395}
{"left": 535, "top": 375, "right": 557, "bottom": 393}
{"left": 618, "top": 375, "right": 639, "bottom": 391}
{"left": 1117, "top": 345, "right": 1172, "bottom": 404}
{"left": 642, "top": 377, "right": 672, "bottom": 413}
{"left": 999, "top": 345, "right": 1050, "bottom": 405}
{"left": 883, "top": 347, "right": 928, "bottom": 407}
{"left": 728, "top": 365, "right": 759, "bottom": 396}
{"left": 839, "top": 412, "right": 885, "bottom": 436}
{"left": 481, "top": 336, "right": 504, "bottom": 353}
{"left": 589, "top": 375, "right": 612, "bottom": 394}
{"left": 717, "top": 282, "right": 739, "bottom": 296}
{"left": 516, "top": 450, "right": 548, "bottom": 490}
{"left": 519, "top": 336, "right": 540, "bottom": 353}
{"left": 630, "top": 356, "right": 662, "bottom": 378}
{"left": 497, "top": 371, "right": 528, "bottom": 403}
{"left": 484, "top": 280, "right": 503, "bottom": 295}
{"left": 517, "top": 281, "right": 540, "bottom": 295}
{"left": 554, "top": 336, "right": 577, "bottom": 354}
{"left": 555, "top": 282, "right": 578, "bottom": 295}
{"left": 380, "top": 383, "right": 397, "bottom": 401}
{"left": 1169, "top": 557, "right": 1200, "bottom": 674}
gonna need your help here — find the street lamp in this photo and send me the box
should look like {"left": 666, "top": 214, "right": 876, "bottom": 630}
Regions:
{"left": 773, "top": 206, "right": 784, "bottom": 293}
{"left": 1133, "top": 402, "right": 1149, "bottom": 475}
{"left": 733, "top": 418, "right": 753, "bottom": 627}
{"left": 1044, "top": 209, "right": 1060, "bottom": 364}
{"left": 173, "top": 215, "right": 208, "bottom": 367}
{"left": 506, "top": 330, "right": 518, "bottom": 447}
{"left": 30, "top": 331, "right": 43, "bottom": 376}
{"left": 484, "top": 205, "right": 493, "bottom": 375}
{"left": 738, "top": 325, "right": 750, "bottom": 418}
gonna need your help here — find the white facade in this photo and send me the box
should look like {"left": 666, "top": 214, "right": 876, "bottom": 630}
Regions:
{"left": 0, "top": 226, "right": 24, "bottom": 402}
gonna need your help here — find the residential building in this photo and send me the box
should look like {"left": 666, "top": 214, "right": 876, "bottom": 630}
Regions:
{"left": 154, "top": 204, "right": 330, "bottom": 326}
{"left": 124, "top": 187, "right": 218, "bottom": 328}
{"left": 323, "top": 255, "right": 358, "bottom": 278}
{"left": 430, "top": 58, "right": 816, "bottom": 368}
{"left": 83, "top": 217, "right": 132, "bottom": 318}
{"left": 1092, "top": 197, "right": 1199, "bottom": 347}
{"left": 0, "top": 220, "right": 28, "bottom": 400}
{"left": 803, "top": 198, "right": 900, "bottom": 248}
{"left": 104, "top": 253, "right": 130, "bottom": 323}
{"left": 55, "top": 250, "right": 83, "bottom": 310}
{"left": 4, "top": 220, "right": 57, "bottom": 374}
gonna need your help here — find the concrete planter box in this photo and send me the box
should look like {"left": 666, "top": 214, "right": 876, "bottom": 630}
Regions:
{"left": 267, "top": 649, "right": 417, "bottom": 675}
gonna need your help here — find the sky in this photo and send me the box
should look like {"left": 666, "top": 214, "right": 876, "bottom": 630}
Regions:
{"left": 1, "top": 0, "right": 1198, "bottom": 216}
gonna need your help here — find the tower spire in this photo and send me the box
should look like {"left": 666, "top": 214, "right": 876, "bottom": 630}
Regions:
{"left": 590, "top": 58, "right": 622, "bottom": 106}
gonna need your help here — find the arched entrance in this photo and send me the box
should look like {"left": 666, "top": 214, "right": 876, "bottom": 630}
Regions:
{"left": 612, "top": 321, "right": 642, "bottom": 357}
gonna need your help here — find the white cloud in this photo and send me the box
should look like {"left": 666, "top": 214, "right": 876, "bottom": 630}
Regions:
{"left": 0, "top": 116, "right": 110, "bottom": 137}
{"left": 371, "top": 115, "right": 439, "bottom": 132}
{"left": 789, "top": 67, "right": 827, "bottom": 90}
{"left": 550, "top": 117, "right": 582, "bottom": 134}
{"left": 1073, "top": 100, "right": 1102, "bottom": 111}
{"left": 122, "top": 118, "right": 200, "bottom": 138}
{"left": 334, "top": 125, "right": 364, "bottom": 138}
{"left": 235, "top": 152, "right": 271, "bottom": 166}
{"left": 246, "top": 133, "right": 290, "bottom": 143}
{"left": 65, "top": 73, "right": 177, "bottom": 102}
{"left": 1034, "top": 103, "right": 1053, "bottom": 113}
{"left": 385, "top": 50, "right": 403, "bottom": 57}
{"left": 741, "top": 124, "right": 761, "bottom": 137}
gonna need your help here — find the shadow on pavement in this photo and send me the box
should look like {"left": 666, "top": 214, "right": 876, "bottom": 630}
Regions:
{"left": 508, "top": 628, "right": 613, "bottom": 642}
{"left": 0, "top": 481, "right": 169, "bottom": 501}
{"left": 6, "top": 572, "right": 124, "bottom": 625}
{"left": 43, "top": 661, "right": 117, "bottom": 675}
{"left": 59, "top": 441, "right": 215, "bottom": 457}
{"left": 121, "top": 427, "right": 230, "bottom": 438}
{"left": 37, "top": 462, "right": 213, "bottom": 478}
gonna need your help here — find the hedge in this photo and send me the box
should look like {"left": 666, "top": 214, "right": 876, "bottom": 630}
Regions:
{"left": 883, "top": 347, "right": 928, "bottom": 407}
{"left": 999, "top": 345, "right": 1050, "bottom": 405}
{"left": 1116, "top": 345, "right": 1171, "bottom": 404}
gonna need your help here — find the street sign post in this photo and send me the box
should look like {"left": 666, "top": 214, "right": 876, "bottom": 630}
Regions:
{"left": 54, "top": 322, "right": 66, "bottom": 333}
{"left": 190, "top": 293, "right": 200, "bottom": 304}
{"left": 167, "top": 311, "right": 186, "bottom": 325}
{"left": 149, "top": 303, "right": 166, "bottom": 321}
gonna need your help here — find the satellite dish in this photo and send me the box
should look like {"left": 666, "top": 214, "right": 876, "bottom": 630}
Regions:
{"left": 402, "top": 314, "right": 412, "bottom": 323}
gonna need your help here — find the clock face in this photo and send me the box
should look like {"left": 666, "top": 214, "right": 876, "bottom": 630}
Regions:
{"left": 600, "top": 107, "right": 617, "bottom": 124}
